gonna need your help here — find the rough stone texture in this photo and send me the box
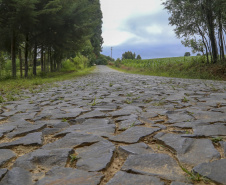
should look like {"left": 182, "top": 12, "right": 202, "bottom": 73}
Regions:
{"left": 6, "top": 124, "right": 46, "bottom": 138}
{"left": 220, "top": 141, "right": 226, "bottom": 157}
{"left": 0, "top": 66, "right": 226, "bottom": 185}
{"left": 36, "top": 167, "right": 104, "bottom": 185}
{"left": 193, "top": 125, "right": 226, "bottom": 137}
{"left": 110, "top": 126, "right": 160, "bottom": 143}
{"left": 0, "top": 149, "right": 16, "bottom": 167}
{"left": 0, "top": 167, "right": 33, "bottom": 185}
{"left": 193, "top": 159, "right": 226, "bottom": 185}
{"left": 122, "top": 153, "right": 186, "bottom": 181}
{"left": 56, "top": 119, "right": 115, "bottom": 137}
{"left": 42, "top": 132, "right": 103, "bottom": 150}
{"left": 0, "top": 169, "right": 7, "bottom": 179}
{"left": 106, "top": 171, "right": 164, "bottom": 185}
{"left": 76, "top": 140, "right": 115, "bottom": 172}
{"left": 170, "top": 182, "right": 193, "bottom": 185}
{"left": 13, "top": 148, "right": 73, "bottom": 171}
{"left": 0, "top": 132, "right": 43, "bottom": 149}
{"left": 118, "top": 142, "right": 154, "bottom": 155}
{"left": 154, "top": 132, "right": 220, "bottom": 165}
{"left": 0, "top": 126, "right": 16, "bottom": 138}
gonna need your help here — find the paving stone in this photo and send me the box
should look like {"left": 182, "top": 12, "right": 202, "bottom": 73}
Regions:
{"left": 121, "top": 153, "right": 186, "bottom": 181}
{"left": 7, "top": 124, "right": 46, "bottom": 138}
{"left": 118, "top": 119, "right": 143, "bottom": 130}
{"left": 42, "top": 132, "right": 103, "bottom": 150}
{"left": 170, "top": 182, "right": 193, "bottom": 185}
{"left": 0, "top": 167, "right": 33, "bottom": 185}
{"left": 166, "top": 111, "right": 194, "bottom": 124}
{"left": 0, "top": 149, "right": 16, "bottom": 167}
{"left": 13, "top": 148, "right": 72, "bottom": 171}
{"left": 154, "top": 132, "right": 220, "bottom": 165}
{"left": 220, "top": 141, "right": 226, "bottom": 157}
{"left": 118, "top": 142, "right": 154, "bottom": 155}
{"left": 77, "top": 110, "right": 106, "bottom": 119}
{"left": 193, "top": 159, "right": 226, "bottom": 185}
{"left": 35, "top": 167, "right": 104, "bottom": 185}
{"left": 193, "top": 125, "right": 226, "bottom": 136}
{"left": 110, "top": 126, "right": 160, "bottom": 144}
{"left": 76, "top": 140, "right": 115, "bottom": 171}
{"left": 0, "top": 126, "right": 16, "bottom": 138}
{"left": 0, "top": 132, "right": 43, "bottom": 149}
{"left": 0, "top": 168, "right": 7, "bottom": 179}
{"left": 56, "top": 119, "right": 115, "bottom": 137}
{"left": 106, "top": 171, "right": 164, "bottom": 185}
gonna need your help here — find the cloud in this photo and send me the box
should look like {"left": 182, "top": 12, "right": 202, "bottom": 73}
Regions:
{"left": 100, "top": 0, "right": 192, "bottom": 59}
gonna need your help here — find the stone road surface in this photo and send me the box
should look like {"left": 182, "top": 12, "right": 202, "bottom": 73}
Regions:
{"left": 0, "top": 66, "right": 226, "bottom": 185}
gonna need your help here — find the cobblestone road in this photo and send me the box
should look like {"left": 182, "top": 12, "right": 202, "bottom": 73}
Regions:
{"left": 0, "top": 66, "right": 226, "bottom": 185}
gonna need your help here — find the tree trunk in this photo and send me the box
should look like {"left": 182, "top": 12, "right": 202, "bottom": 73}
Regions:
{"left": 41, "top": 45, "right": 44, "bottom": 72}
{"left": 33, "top": 42, "right": 37, "bottom": 76}
{"left": 24, "top": 35, "right": 29, "bottom": 78}
{"left": 19, "top": 48, "right": 23, "bottom": 78}
{"left": 49, "top": 48, "right": 53, "bottom": 72}
{"left": 11, "top": 31, "right": 16, "bottom": 78}
{"left": 218, "top": 11, "right": 225, "bottom": 60}
{"left": 205, "top": 0, "right": 218, "bottom": 63}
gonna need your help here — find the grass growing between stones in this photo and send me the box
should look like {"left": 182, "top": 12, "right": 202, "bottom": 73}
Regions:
{"left": 180, "top": 165, "right": 210, "bottom": 184}
{"left": 0, "top": 67, "right": 95, "bottom": 102}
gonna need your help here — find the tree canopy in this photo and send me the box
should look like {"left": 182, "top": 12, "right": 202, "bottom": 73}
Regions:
{"left": 163, "top": 0, "right": 226, "bottom": 63}
{"left": 0, "top": 0, "right": 103, "bottom": 78}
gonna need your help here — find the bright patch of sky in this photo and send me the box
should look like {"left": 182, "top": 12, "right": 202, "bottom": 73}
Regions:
{"left": 100, "top": 0, "right": 192, "bottom": 59}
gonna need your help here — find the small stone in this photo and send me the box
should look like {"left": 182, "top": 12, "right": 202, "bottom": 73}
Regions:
{"left": 110, "top": 126, "right": 160, "bottom": 144}
{"left": 0, "top": 149, "right": 16, "bottom": 167}
{"left": 193, "top": 159, "right": 226, "bottom": 185}
{"left": 122, "top": 153, "right": 186, "bottom": 181}
{"left": 0, "top": 167, "right": 33, "bottom": 185}
{"left": 0, "top": 132, "right": 43, "bottom": 149}
{"left": 118, "top": 142, "right": 154, "bottom": 155}
{"left": 107, "top": 171, "right": 164, "bottom": 185}
{"left": 36, "top": 167, "right": 104, "bottom": 185}
{"left": 76, "top": 140, "right": 115, "bottom": 172}
{"left": 0, "top": 169, "right": 7, "bottom": 179}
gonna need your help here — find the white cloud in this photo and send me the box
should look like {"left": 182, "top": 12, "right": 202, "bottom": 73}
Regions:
{"left": 100, "top": 0, "right": 164, "bottom": 46}
{"left": 146, "top": 25, "right": 163, "bottom": 35}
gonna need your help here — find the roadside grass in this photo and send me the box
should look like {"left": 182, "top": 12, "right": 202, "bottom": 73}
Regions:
{"left": 109, "top": 57, "right": 226, "bottom": 81}
{"left": 0, "top": 67, "right": 95, "bottom": 103}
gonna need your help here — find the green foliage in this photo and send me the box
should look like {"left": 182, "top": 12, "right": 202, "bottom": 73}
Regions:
{"left": 136, "top": 55, "right": 142, "bottom": 60}
{"left": 180, "top": 165, "right": 209, "bottom": 183}
{"left": 211, "top": 137, "right": 223, "bottom": 143}
{"left": 184, "top": 52, "right": 191, "bottom": 57}
{"left": 122, "top": 51, "right": 136, "bottom": 60}
{"left": 111, "top": 56, "right": 226, "bottom": 80}
{"left": 0, "top": 0, "right": 103, "bottom": 78}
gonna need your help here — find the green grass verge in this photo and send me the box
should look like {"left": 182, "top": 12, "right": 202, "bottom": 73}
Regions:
{"left": 109, "top": 61, "right": 226, "bottom": 81}
{"left": 0, "top": 67, "right": 95, "bottom": 103}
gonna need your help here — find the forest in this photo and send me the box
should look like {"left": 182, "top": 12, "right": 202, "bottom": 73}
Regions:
{"left": 0, "top": 0, "right": 103, "bottom": 78}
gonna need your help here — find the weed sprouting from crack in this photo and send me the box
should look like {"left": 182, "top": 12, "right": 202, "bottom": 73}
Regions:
{"left": 180, "top": 165, "right": 210, "bottom": 183}
{"left": 211, "top": 137, "right": 223, "bottom": 143}
{"left": 70, "top": 154, "right": 80, "bottom": 163}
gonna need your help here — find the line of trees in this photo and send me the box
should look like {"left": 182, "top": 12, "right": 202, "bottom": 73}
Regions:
{"left": 122, "top": 51, "right": 142, "bottom": 60}
{"left": 0, "top": 0, "right": 103, "bottom": 78}
{"left": 163, "top": 0, "right": 226, "bottom": 63}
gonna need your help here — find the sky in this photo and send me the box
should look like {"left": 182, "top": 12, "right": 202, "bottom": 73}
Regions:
{"left": 99, "top": 0, "right": 192, "bottom": 59}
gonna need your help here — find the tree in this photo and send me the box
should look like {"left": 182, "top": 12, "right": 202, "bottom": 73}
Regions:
{"left": 163, "top": 0, "right": 226, "bottom": 63}
{"left": 136, "top": 55, "right": 142, "bottom": 60}
{"left": 122, "top": 51, "right": 136, "bottom": 60}
{"left": 184, "top": 52, "right": 191, "bottom": 57}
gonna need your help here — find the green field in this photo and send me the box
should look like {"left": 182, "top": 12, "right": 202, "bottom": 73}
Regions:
{"left": 111, "top": 56, "right": 226, "bottom": 81}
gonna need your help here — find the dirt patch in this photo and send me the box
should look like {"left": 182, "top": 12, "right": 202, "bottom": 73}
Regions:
{"left": 100, "top": 147, "right": 128, "bottom": 185}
